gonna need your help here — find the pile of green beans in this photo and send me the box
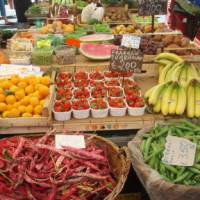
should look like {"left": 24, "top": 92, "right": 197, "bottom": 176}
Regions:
{"left": 141, "top": 120, "right": 200, "bottom": 186}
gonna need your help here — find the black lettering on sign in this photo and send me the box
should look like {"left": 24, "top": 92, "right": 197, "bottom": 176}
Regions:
{"left": 109, "top": 49, "right": 143, "bottom": 73}
{"left": 138, "top": 0, "right": 167, "bottom": 16}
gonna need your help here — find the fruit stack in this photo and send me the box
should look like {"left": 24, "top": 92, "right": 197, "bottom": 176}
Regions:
{"left": 53, "top": 70, "right": 145, "bottom": 121}
{"left": 145, "top": 52, "right": 200, "bottom": 118}
{"left": 0, "top": 75, "right": 50, "bottom": 118}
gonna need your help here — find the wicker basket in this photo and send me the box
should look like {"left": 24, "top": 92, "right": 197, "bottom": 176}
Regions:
{"left": 21, "top": 134, "right": 131, "bottom": 199}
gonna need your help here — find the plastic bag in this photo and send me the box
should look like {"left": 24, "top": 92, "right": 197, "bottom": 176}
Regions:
{"left": 128, "top": 128, "right": 200, "bottom": 200}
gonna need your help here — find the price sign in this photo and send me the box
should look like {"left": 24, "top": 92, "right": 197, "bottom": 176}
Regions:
{"left": 55, "top": 135, "right": 85, "bottom": 149}
{"left": 109, "top": 49, "right": 143, "bottom": 73}
{"left": 121, "top": 35, "right": 141, "bottom": 49}
{"left": 162, "top": 135, "right": 196, "bottom": 166}
{"left": 138, "top": 0, "right": 167, "bottom": 16}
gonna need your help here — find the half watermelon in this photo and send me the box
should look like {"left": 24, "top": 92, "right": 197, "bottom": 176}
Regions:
{"left": 79, "top": 43, "right": 118, "bottom": 60}
{"left": 79, "top": 34, "right": 114, "bottom": 43}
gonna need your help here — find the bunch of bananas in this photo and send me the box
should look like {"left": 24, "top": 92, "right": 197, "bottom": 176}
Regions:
{"left": 155, "top": 52, "right": 200, "bottom": 87}
{"left": 145, "top": 81, "right": 186, "bottom": 116}
{"left": 186, "top": 79, "right": 200, "bottom": 118}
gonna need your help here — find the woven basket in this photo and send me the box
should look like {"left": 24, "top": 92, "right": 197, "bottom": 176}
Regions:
{"left": 23, "top": 134, "right": 131, "bottom": 200}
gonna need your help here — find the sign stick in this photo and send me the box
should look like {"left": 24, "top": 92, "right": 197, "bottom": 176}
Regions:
{"left": 151, "top": 14, "right": 155, "bottom": 32}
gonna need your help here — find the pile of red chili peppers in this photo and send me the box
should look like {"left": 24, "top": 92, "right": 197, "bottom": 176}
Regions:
{"left": 0, "top": 131, "right": 116, "bottom": 200}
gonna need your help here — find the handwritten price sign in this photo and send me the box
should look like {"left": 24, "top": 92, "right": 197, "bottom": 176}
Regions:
{"left": 162, "top": 135, "right": 196, "bottom": 166}
{"left": 109, "top": 49, "right": 143, "bottom": 73}
{"left": 138, "top": 0, "right": 167, "bottom": 16}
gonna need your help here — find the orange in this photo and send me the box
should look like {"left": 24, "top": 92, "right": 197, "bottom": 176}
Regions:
{"left": 38, "top": 85, "right": 49, "bottom": 98}
{"left": 9, "top": 108, "right": 20, "bottom": 118}
{"left": 25, "top": 105, "right": 33, "bottom": 113}
{"left": 7, "top": 104, "right": 13, "bottom": 111}
{"left": 25, "top": 85, "right": 34, "bottom": 95}
{"left": 13, "top": 101, "right": 21, "bottom": 108}
{"left": 15, "top": 89, "right": 25, "bottom": 100}
{"left": 0, "top": 88, "right": 4, "bottom": 94}
{"left": 10, "top": 85, "right": 19, "bottom": 93}
{"left": 18, "top": 81, "right": 27, "bottom": 89}
{"left": 20, "top": 96, "right": 30, "bottom": 106}
{"left": 31, "top": 78, "right": 40, "bottom": 85}
{"left": 22, "top": 113, "right": 32, "bottom": 117}
{"left": 10, "top": 75, "right": 20, "bottom": 85}
{"left": 2, "top": 111, "right": 9, "bottom": 118}
{"left": 29, "top": 96, "right": 39, "bottom": 107}
{"left": 6, "top": 95, "right": 16, "bottom": 104}
{"left": 18, "top": 105, "right": 26, "bottom": 114}
{"left": 0, "top": 94, "right": 5, "bottom": 102}
{"left": 34, "top": 83, "right": 43, "bottom": 90}
{"left": 40, "top": 76, "right": 50, "bottom": 86}
{"left": 0, "top": 103, "right": 7, "bottom": 112}
{"left": 33, "top": 114, "right": 41, "bottom": 117}
{"left": 2, "top": 80, "right": 12, "bottom": 89}
{"left": 40, "top": 99, "right": 45, "bottom": 106}
{"left": 34, "top": 105, "right": 42, "bottom": 115}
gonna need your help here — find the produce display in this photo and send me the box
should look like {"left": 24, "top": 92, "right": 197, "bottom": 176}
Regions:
{"left": 0, "top": 132, "right": 117, "bottom": 199}
{"left": 40, "top": 21, "right": 74, "bottom": 34}
{"left": 0, "top": 51, "right": 10, "bottom": 64}
{"left": 79, "top": 33, "right": 114, "bottom": 43}
{"left": 0, "top": 75, "right": 50, "bottom": 118}
{"left": 25, "top": 4, "right": 49, "bottom": 17}
{"left": 140, "top": 120, "right": 200, "bottom": 186}
{"left": 53, "top": 71, "right": 145, "bottom": 121}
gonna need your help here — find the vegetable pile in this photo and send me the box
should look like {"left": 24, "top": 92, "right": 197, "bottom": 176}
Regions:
{"left": 141, "top": 120, "right": 200, "bottom": 186}
{"left": 0, "top": 131, "right": 116, "bottom": 199}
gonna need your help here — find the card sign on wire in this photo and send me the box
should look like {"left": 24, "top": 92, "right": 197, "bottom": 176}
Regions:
{"left": 55, "top": 135, "right": 85, "bottom": 149}
{"left": 162, "top": 135, "right": 196, "bottom": 166}
{"left": 121, "top": 35, "right": 141, "bottom": 49}
{"left": 138, "top": 0, "right": 168, "bottom": 16}
{"left": 109, "top": 49, "right": 143, "bottom": 73}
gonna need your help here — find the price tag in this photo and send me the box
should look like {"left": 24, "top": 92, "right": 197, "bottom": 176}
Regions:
{"left": 55, "top": 135, "right": 85, "bottom": 149}
{"left": 121, "top": 35, "right": 141, "bottom": 49}
{"left": 138, "top": 0, "right": 167, "bottom": 16}
{"left": 109, "top": 49, "right": 143, "bottom": 73}
{"left": 162, "top": 135, "right": 196, "bottom": 166}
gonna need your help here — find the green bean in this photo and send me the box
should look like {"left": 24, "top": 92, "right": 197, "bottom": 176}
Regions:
{"left": 148, "top": 156, "right": 156, "bottom": 168}
{"left": 189, "top": 167, "right": 200, "bottom": 174}
{"left": 144, "top": 148, "right": 163, "bottom": 163}
{"left": 140, "top": 140, "right": 146, "bottom": 154}
{"left": 174, "top": 171, "right": 190, "bottom": 183}
{"left": 164, "top": 164, "right": 179, "bottom": 175}
{"left": 154, "top": 127, "right": 169, "bottom": 138}
{"left": 159, "top": 163, "right": 166, "bottom": 175}
{"left": 174, "top": 125, "right": 193, "bottom": 132}
{"left": 144, "top": 137, "right": 153, "bottom": 159}
{"left": 182, "top": 120, "right": 200, "bottom": 129}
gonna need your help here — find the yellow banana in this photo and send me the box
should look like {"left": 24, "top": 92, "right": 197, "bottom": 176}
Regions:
{"left": 172, "top": 64, "right": 184, "bottom": 82}
{"left": 153, "top": 85, "right": 168, "bottom": 113}
{"left": 194, "top": 81, "right": 200, "bottom": 118}
{"left": 155, "top": 52, "right": 183, "bottom": 63}
{"left": 156, "top": 59, "right": 173, "bottom": 66}
{"left": 144, "top": 86, "right": 155, "bottom": 100}
{"left": 175, "top": 84, "right": 186, "bottom": 115}
{"left": 161, "top": 82, "right": 174, "bottom": 116}
{"left": 168, "top": 83, "right": 179, "bottom": 115}
{"left": 186, "top": 63, "right": 198, "bottom": 83}
{"left": 148, "top": 82, "right": 167, "bottom": 105}
{"left": 179, "top": 65, "right": 188, "bottom": 88}
{"left": 158, "top": 65, "right": 164, "bottom": 76}
{"left": 186, "top": 81, "right": 195, "bottom": 118}
{"left": 158, "top": 63, "right": 173, "bottom": 84}
{"left": 165, "top": 61, "right": 184, "bottom": 82}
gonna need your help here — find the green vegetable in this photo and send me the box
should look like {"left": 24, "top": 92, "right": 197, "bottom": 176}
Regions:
{"left": 140, "top": 120, "right": 200, "bottom": 186}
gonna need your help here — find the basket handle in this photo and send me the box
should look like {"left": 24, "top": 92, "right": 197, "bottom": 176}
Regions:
{"left": 119, "top": 146, "right": 131, "bottom": 172}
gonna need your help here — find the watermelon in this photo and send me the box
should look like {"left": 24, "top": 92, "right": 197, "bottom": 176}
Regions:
{"left": 79, "top": 43, "right": 118, "bottom": 60}
{"left": 79, "top": 34, "right": 114, "bottom": 43}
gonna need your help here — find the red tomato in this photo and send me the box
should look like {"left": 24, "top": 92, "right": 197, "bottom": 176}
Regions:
{"left": 104, "top": 71, "right": 119, "bottom": 78}
{"left": 90, "top": 99, "right": 108, "bottom": 109}
{"left": 73, "top": 88, "right": 90, "bottom": 99}
{"left": 72, "top": 99, "right": 89, "bottom": 110}
{"left": 108, "top": 98, "right": 126, "bottom": 108}
{"left": 74, "top": 79, "right": 89, "bottom": 88}
{"left": 105, "top": 79, "right": 120, "bottom": 87}
{"left": 54, "top": 101, "right": 71, "bottom": 112}
{"left": 89, "top": 72, "right": 104, "bottom": 80}
{"left": 90, "top": 80, "right": 105, "bottom": 87}
{"left": 108, "top": 87, "right": 123, "bottom": 97}
{"left": 91, "top": 86, "right": 107, "bottom": 98}
{"left": 74, "top": 71, "right": 88, "bottom": 80}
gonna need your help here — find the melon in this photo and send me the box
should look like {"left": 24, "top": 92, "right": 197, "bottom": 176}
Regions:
{"left": 80, "top": 43, "right": 118, "bottom": 60}
{"left": 79, "top": 34, "right": 114, "bottom": 43}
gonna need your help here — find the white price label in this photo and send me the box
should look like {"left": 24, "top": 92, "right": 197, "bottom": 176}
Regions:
{"left": 55, "top": 135, "right": 85, "bottom": 149}
{"left": 162, "top": 135, "right": 196, "bottom": 166}
{"left": 121, "top": 35, "right": 141, "bottom": 49}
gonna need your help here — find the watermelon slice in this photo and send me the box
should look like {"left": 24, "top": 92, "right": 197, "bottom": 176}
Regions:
{"left": 79, "top": 34, "right": 114, "bottom": 43}
{"left": 80, "top": 43, "right": 118, "bottom": 60}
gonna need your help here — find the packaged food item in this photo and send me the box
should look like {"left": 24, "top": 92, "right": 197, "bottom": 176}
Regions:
{"left": 55, "top": 45, "right": 76, "bottom": 65}
{"left": 10, "top": 39, "right": 33, "bottom": 52}
{"left": 32, "top": 48, "right": 53, "bottom": 65}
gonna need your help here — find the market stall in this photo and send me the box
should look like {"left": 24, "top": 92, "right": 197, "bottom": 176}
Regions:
{"left": 0, "top": 0, "right": 200, "bottom": 199}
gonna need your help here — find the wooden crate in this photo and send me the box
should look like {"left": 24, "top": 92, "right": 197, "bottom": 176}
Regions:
{"left": 0, "top": 71, "right": 56, "bottom": 128}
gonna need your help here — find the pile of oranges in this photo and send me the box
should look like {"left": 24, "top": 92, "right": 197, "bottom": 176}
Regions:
{"left": 0, "top": 75, "right": 50, "bottom": 118}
